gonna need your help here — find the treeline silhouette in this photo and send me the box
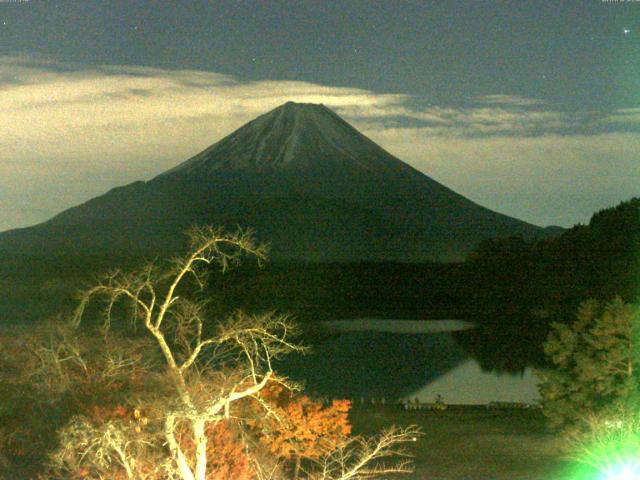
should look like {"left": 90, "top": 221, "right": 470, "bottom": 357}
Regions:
{"left": 459, "top": 197, "right": 640, "bottom": 371}
{"left": 1, "top": 199, "right": 637, "bottom": 373}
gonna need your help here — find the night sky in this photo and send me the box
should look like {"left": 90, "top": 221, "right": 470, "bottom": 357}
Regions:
{"left": 1, "top": 0, "right": 638, "bottom": 231}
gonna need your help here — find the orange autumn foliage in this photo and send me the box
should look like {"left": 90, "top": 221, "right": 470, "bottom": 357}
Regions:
{"left": 204, "top": 422, "right": 253, "bottom": 480}
{"left": 177, "top": 420, "right": 254, "bottom": 480}
{"left": 254, "top": 383, "right": 352, "bottom": 461}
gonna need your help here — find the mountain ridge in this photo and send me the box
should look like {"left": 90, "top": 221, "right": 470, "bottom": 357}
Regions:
{"left": 0, "top": 102, "right": 559, "bottom": 261}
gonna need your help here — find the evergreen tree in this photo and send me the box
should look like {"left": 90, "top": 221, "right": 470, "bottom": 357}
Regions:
{"left": 537, "top": 298, "right": 639, "bottom": 431}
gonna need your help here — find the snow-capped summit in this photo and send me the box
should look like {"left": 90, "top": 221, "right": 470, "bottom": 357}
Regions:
{"left": 163, "top": 101, "right": 411, "bottom": 176}
{"left": 0, "top": 102, "right": 556, "bottom": 261}
{"left": 156, "top": 101, "right": 449, "bottom": 202}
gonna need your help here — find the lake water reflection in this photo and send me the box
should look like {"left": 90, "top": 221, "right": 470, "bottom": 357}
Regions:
{"left": 276, "top": 319, "right": 541, "bottom": 404}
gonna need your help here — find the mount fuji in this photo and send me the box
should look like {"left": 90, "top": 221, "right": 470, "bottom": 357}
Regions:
{"left": 0, "top": 102, "right": 557, "bottom": 261}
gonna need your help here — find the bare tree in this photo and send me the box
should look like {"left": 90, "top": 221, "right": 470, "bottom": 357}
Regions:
{"left": 47, "top": 226, "right": 420, "bottom": 480}
{"left": 60, "top": 227, "right": 299, "bottom": 480}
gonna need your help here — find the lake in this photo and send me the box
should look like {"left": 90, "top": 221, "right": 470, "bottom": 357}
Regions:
{"left": 277, "top": 319, "right": 541, "bottom": 405}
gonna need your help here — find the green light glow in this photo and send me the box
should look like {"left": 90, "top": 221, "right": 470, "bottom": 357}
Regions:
{"left": 564, "top": 454, "right": 640, "bottom": 480}
{"left": 562, "top": 390, "right": 640, "bottom": 480}
{"left": 599, "top": 459, "right": 640, "bottom": 480}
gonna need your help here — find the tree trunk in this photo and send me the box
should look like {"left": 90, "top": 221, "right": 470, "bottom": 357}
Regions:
{"left": 193, "top": 419, "right": 208, "bottom": 480}
{"left": 165, "top": 415, "right": 197, "bottom": 480}
{"left": 293, "top": 455, "right": 301, "bottom": 480}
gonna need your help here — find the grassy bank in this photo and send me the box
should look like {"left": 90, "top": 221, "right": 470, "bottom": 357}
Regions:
{"left": 349, "top": 405, "right": 571, "bottom": 480}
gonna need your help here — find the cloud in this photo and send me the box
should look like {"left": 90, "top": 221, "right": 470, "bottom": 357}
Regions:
{"left": 474, "top": 94, "right": 547, "bottom": 107}
{"left": 361, "top": 127, "right": 640, "bottom": 227}
{"left": 604, "top": 107, "right": 640, "bottom": 127}
{"left": 0, "top": 56, "right": 638, "bottom": 232}
{"left": 337, "top": 103, "right": 577, "bottom": 138}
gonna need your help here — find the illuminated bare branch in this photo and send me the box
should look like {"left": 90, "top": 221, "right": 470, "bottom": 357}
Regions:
{"left": 306, "top": 425, "right": 422, "bottom": 480}
{"left": 48, "top": 226, "right": 417, "bottom": 480}
{"left": 65, "top": 227, "right": 300, "bottom": 480}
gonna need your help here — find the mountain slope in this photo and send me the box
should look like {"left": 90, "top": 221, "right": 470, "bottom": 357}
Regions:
{"left": 0, "top": 102, "right": 556, "bottom": 261}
